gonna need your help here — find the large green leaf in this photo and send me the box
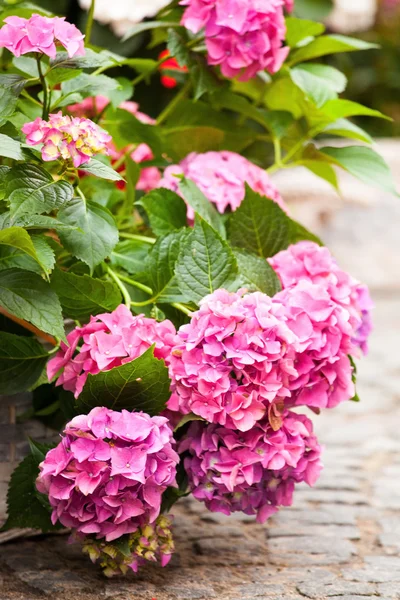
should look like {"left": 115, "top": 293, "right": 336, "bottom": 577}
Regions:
{"left": 285, "top": 17, "right": 325, "bottom": 48}
{"left": 0, "top": 212, "right": 78, "bottom": 232}
{"left": 77, "top": 346, "right": 171, "bottom": 415}
{"left": 290, "top": 64, "right": 347, "bottom": 107}
{"left": 146, "top": 230, "right": 188, "bottom": 304}
{"left": 179, "top": 178, "right": 225, "bottom": 238}
{"left": 139, "top": 188, "right": 187, "bottom": 236}
{"left": 81, "top": 158, "right": 124, "bottom": 182}
{"left": 58, "top": 197, "right": 119, "bottom": 272}
{"left": 0, "top": 268, "right": 64, "bottom": 339}
{"left": 110, "top": 239, "right": 151, "bottom": 275}
{"left": 234, "top": 249, "right": 282, "bottom": 296}
{"left": 60, "top": 73, "right": 119, "bottom": 101}
{"left": 312, "top": 99, "right": 390, "bottom": 126}
{"left": 176, "top": 216, "right": 238, "bottom": 304}
{"left": 6, "top": 164, "right": 74, "bottom": 220}
{"left": 321, "top": 119, "right": 373, "bottom": 144}
{"left": 319, "top": 146, "right": 398, "bottom": 196}
{"left": 31, "top": 235, "right": 55, "bottom": 277}
{"left": 50, "top": 268, "right": 121, "bottom": 321}
{"left": 0, "top": 332, "right": 49, "bottom": 394}
{"left": 0, "top": 74, "right": 26, "bottom": 127}
{"left": 289, "top": 34, "right": 378, "bottom": 66}
{"left": 228, "top": 186, "right": 321, "bottom": 258}
{"left": 0, "top": 226, "right": 40, "bottom": 266}
{"left": 0, "top": 133, "right": 24, "bottom": 160}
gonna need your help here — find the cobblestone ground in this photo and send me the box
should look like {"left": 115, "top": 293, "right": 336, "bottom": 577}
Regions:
{"left": 0, "top": 168, "right": 399, "bottom": 600}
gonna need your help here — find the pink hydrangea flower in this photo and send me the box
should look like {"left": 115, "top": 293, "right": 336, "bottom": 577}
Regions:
{"left": 159, "top": 151, "right": 286, "bottom": 220}
{"left": 22, "top": 112, "right": 111, "bottom": 168}
{"left": 36, "top": 407, "right": 179, "bottom": 546}
{"left": 269, "top": 241, "right": 373, "bottom": 355}
{"left": 180, "top": 411, "right": 323, "bottom": 522}
{"left": 274, "top": 280, "right": 356, "bottom": 409}
{"left": 47, "top": 305, "right": 176, "bottom": 398}
{"left": 68, "top": 95, "right": 160, "bottom": 191}
{"left": 0, "top": 14, "right": 84, "bottom": 59}
{"left": 167, "top": 289, "right": 299, "bottom": 431}
{"left": 180, "top": 0, "right": 289, "bottom": 81}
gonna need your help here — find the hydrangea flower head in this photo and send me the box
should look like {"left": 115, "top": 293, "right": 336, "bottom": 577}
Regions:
{"left": 269, "top": 241, "right": 373, "bottom": 355}
{"left": 159, "top": 151, "right": 286, "bottom": 219}
{"left": 47, "top": 305, "right": 176, "bottom": 398}
{"left": 22, "top": 112, "right": 111, "bottom": 168}
{"left": 36, "top": 407, "right": 179, "bottom": 546}
{"left": 0, "top": 14, "right": 84, "bottom": 59}
{"left": 181, "top": 411, "right": 323, "bottom": 522}
{"left": 68, "top": 96, "right": 160, "bottom": 191}
{"left": 167, "top": 288, "right": 299, "bottom": 431}
{"left": 180, "top": 0, "right": 289, "bottom": 81}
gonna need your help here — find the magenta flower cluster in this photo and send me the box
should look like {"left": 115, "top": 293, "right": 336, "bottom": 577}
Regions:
{"left": 180, "top": 0, "right": 289, "bottom": 81}
{"left": 22, "top": 112, "right": 112, "bottom": 168}
{"left": 36, "top": 407, "right": 179, "bottom": 542}
{"left": 47, "top": 305, "right": 176, "bottom": 398}
{"left": 159, "top": 150, "right": 286, "bottom": 220}
{"left": 180, "top": 411, "right": 322, "bottom": 522}
{"left": 0, "top": 14, "right": 84, "bottom": 59}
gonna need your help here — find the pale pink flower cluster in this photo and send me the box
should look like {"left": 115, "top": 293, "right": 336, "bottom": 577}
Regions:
{"left": 269, "top": 241, "right": 373, "bottom": 355}
{"left": 0, "top": 14, "right": 84, "bottom": 58}
{"left": 159, "top": 151, "right": 286, "bottom": 219}
{"left": 180, "top": 411, "right": 322, "bottom": 522}
{"left": 22, "top": 112, "right": 111, "bottom": 168}
{"left": 47, "top": 305, "right": 176, "bottom": 398}
{"left": 180, "top": 0, "right": 289, "bottom": 80}
{"left": 36, "top": 407, "right": 179, "bottom": 545}
{"left": 68, "top": 96, "right": 161, "bottom": 191}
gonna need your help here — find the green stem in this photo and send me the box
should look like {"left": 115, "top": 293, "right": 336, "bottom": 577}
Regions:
{"left": 106, "top": 266, "right": 132, "bottom": 308}
{"left": 156, "top": 79, "right": 192, "bottom": 126}
{"left": 76, "top": 185, "right": 86, "bottom": 203}
{"left": 85, "top": 0, "right": 96, "bottom": 45}
{"left": 132, "top": 55, "right": 170, "bottom": 86}
{"left": 117, "top": 274, "right": 152, "bottom": 295}
{"left": 36, "top": 55, "right": 49, "bottom": 119}
{"left": 119, "top": 232, "right": 156, "bottom": 244}
{"left": 171, "top": 303, "right": 192, "bottom": 316}
{"left": 21, "top": 89, "right": 43, "bottom": 108}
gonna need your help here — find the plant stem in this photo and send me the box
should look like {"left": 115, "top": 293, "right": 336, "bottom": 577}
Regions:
{"left": 106, "top": 266, "right": 132, "bottom": 308}
{"left": 76, "top": 185, "right": 86, "bottom": 203}
{"left": 117, "top": 274, "right": 152, "bottom": 295}
{"left": 119, "top": 232, "right": 156, "bottom": 244}
{"left": 156, "top": 79, "right": 191, "bottom": 126}
{"left": 36, "top": 55, "right": 49, "bottom": 119}
{"left": 21, "top": 89, "right": 43, "bottom": 108}
{"left": 85, "top": 0, "right": 96, "bottom": 45}
{"left": 171, "top": 303, "right": 192, "bottom": 316}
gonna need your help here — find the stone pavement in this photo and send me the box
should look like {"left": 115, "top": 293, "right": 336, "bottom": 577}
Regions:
{"left": 0, "top": 160, "right": 399, "bottom": 600}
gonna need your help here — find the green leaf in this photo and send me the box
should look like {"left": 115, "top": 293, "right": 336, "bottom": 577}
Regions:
{"left": 110, "top": 239, "right": 151, "bottom": 275}
{"left": 0, "top": 165, "right": 10, "bottom": 200}
{"left": 234, "top": 249, "right": 282, "bottom": 296}
{"left": 285, "top": 17, "right": 325, "bottom": 48}
{"left": 294, "top": 0, "right": 333, "bottom": 20}
{"left": 179, "top": 178, "right": 225, "bottom": 238}
{"left": 313, "top": 99, "right": 390, "bottom": 125}
{"left": 289, "top": 34, "right": 378, "bottom": 66}
{"left": 77, "top": 346, "right": 171, "bottom": 415}
{"left": 290, "top": 64, "right": 347, "bottom": 108}
{"left": 122, "top": 20, "right": 180, "bottom": 42}
{"left": 146, "top": 231, "right": 188, "bottom": 304}
{"left": 60, "top": 73, "right": 119, "bottom": 101}
{"left": 265, "top": 77, "right": 308, "bottom": 119}
{"left": 50, "top": 48, "right": 117, "bottom": 70}
{"left": 211, "top": 88, "right": 269, "bottom": 129}
{"left": 163, "top": 125, "right": 226, "bottom": 159}
{"left": 58, "top": 197, "right": 119, "bottom": 272}
{"left": 0, "top": 133, "right": 24, "bottom": 160}
{"left": 319, "top": 146, "right": 398, "bottom": 196}
{"left": 81, "top": 158, "right": 124, "bottom": 182}
{"left": 50, "top": 268, "right": 121, "bottom": 321}
{"left": 108, "top": 77, "right": 134, "bottom": 109}
{"left": 300, "top": 160, "right": 339, "bottom": 191}
{"left": 6, "top": 163, "right": 74, "bottom": 220}
{"left": 2, "top": 452, "right": 59, "bottom": 532}
{"left": 103, "top": 108, "right": 162, "bottom": 156}
{"left": 0, "top": 332, "right": 49, "bottom": 395}
{"left": 175, "top": 216, "right": 238, "bottom": 304}
{"left": 174, "top": 413, "right": 205, "bottom": 432}
{"left": 228, "top": 186, "right": 321, "bottom": 258}
{"left": 167, "top": 28, "right": 190, "bottom": 67}
{"left": 0, "top": 226, "right": 40, "bottom": 265}
{"left": 0, "top": 268, "right": 65, "bottom": 339}
{"left": 31, "top": 235, "right": 55, "bottom": 276}
{"left": 0, "top": 213, "right": 78, "bottom": 232}
{"left": 139, "top": 188, "right": 187, "bottom": 236}
{"left": 321, "top": 119, "right": 373, "bottom": 144}
{"left": 0, "top": 74, "right": 26, "bottom": 127}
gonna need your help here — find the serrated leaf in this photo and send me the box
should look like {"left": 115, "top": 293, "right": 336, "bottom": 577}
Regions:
{"left": 6, "top": 163, "right": 74, "bottom": 220}
{"left": 81, "top": 158, "right": 124, "bottom": 182}
{"left": 0, "top": 332, "right": 49, "bottom": 394}
{"left": 234, "top": 249, "right": 282, "bottom": 296}
{"left": 0, "top": 226, "right": 40, "bottom": 263}
{"left": 176, "top": 216, "right": 238, "bottom": 304}
{"left": 77, "top": 346, "right": 171, "bottom": 415}
{"left": 179, "top": 178, "right": 225, "bottom": 238}
{"left": 319, "top": 145, "right": 398, "bottom": 196}
{"left": 0, "top": 268, "right": 65, "bottom": 339}
{"left": 31, "top": 234, "right": 55, "bottom": 276}
{"left": 0, "top": 213, "right": 77, "bottom": 232}
{"left": 110, "top": 239, "right": 151, "bottom": 275}
{"left": 61, "top": 73, "right": 119, "bottom": 100}
{"left": 50, "top": 48, "right": 117, "bottom": 70}
{"left": 58, "top": 197, "right": 119, "bottom": 272}
{"left": 289, "top": 34, "right": 378, "bottom": 66}
{"left": 50, "top": 268, "right": 121, "bottom": 321}
{"left": 146, "top": 230, "right": 188, "bottom": 304}
{"left": 0, "top": 133, "right": 24, "bottom": 160}
{"left": 228, "top": 186, "right": 321, "bottom": 258}
{"left": 0, "top": 74, "right": 26, "bottom": 127}
{"left": 139, "top": 188, "right": 187, "bottom": 236}
{"left": 285, "top": 17, "right": 325, "bottom": 48}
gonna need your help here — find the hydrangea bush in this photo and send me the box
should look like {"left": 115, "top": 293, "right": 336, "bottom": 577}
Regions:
{"left": 0, "top": 0, "right": 392, "bottom": 577}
